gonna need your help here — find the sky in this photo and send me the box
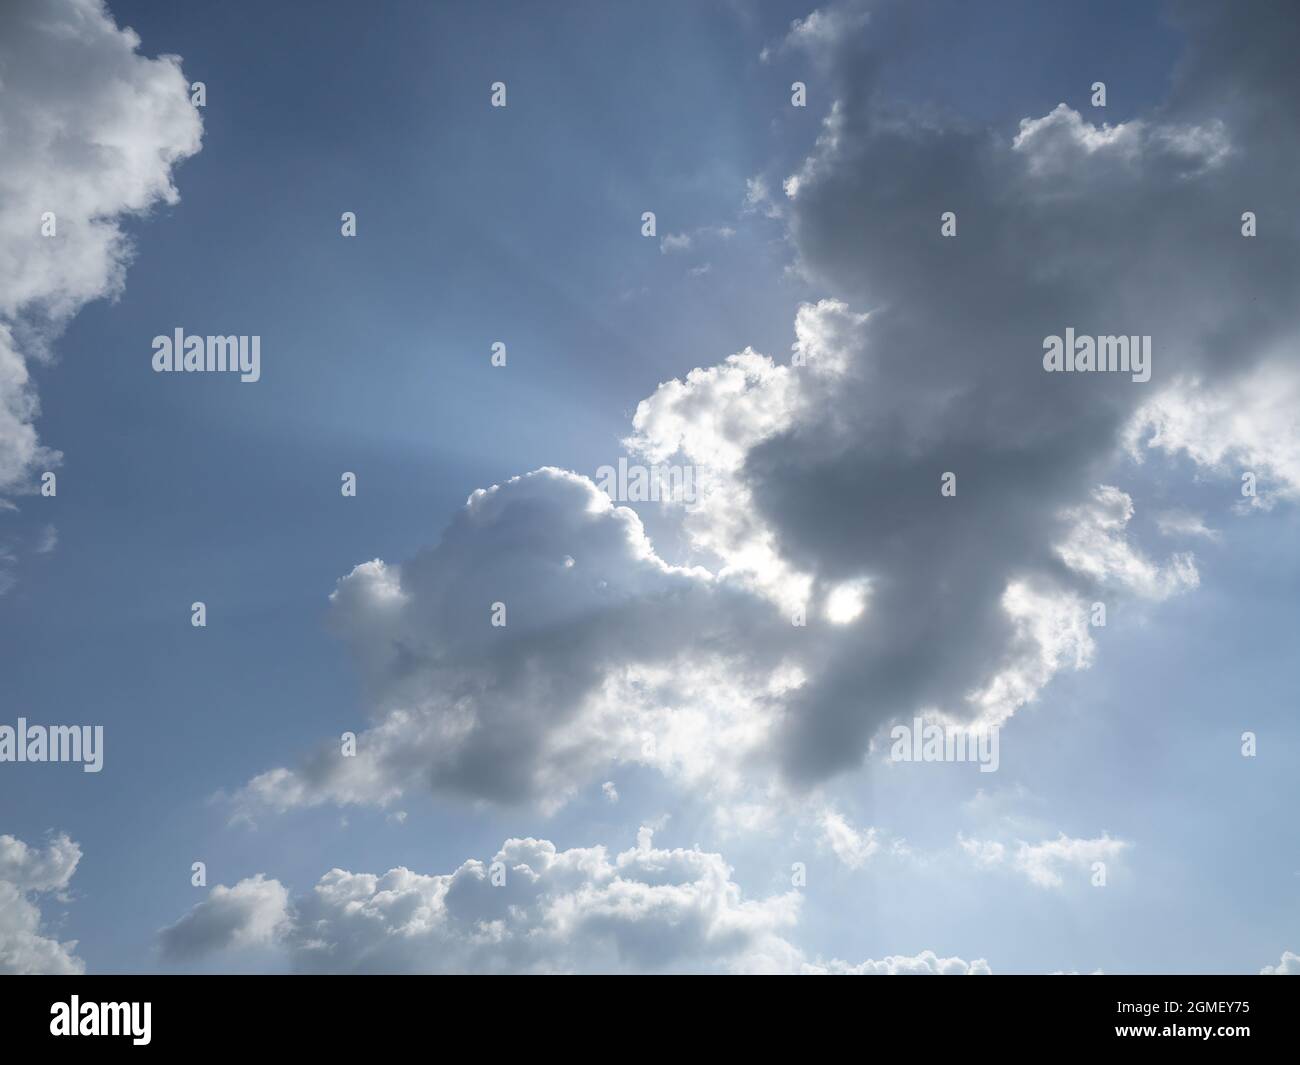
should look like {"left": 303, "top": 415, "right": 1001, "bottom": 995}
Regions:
{"left": 0, "top": 0, "right": 1297, "bottom": 975}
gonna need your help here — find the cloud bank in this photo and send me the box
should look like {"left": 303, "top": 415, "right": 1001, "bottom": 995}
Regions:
{"left": 161, "top": 827, "right": 989, "bottom": 975}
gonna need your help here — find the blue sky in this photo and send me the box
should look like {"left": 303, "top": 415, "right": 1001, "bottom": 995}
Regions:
{"left": 1, "top": 0, "right": 1296, "bottom": 975}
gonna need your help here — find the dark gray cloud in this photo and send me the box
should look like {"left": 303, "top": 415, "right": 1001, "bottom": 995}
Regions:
{"left": 715, "top": 0, "right": 1300, "bottom": 782}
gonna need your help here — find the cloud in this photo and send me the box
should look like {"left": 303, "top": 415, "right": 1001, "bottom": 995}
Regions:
{"left": 623, "top": 298, "right": 1161, "bottom": 773}
{"left": 0, "top": 832, "right": 83, "bottom": 974}
{"left": 1128, "top": 360, "right": 1300, "bottom": 507}
{"left": 0, "top": 0, "right": 202, "bottom": 500}
{"left": 0, "top": 831, "right": 81, "bottom": 892}
{"left": 237, "top": 0, "right": 1300, "bottom": 829}
{"left": 1055, "top": 486, "right": 1199, "bottom": 600}
{"left": 818, "top": 806, "right": 878, "bottom": 868}
{"left": 158, "top": 874, "right": 290, "bottom": 961}
{"left": 960, "top": 832, "right": 1130, "bottom": 889}
{"left": 162, "top": 827, "right": 998, "bottom": 975}
{"left": 34, "top": 523, "right": 58, "bottom": 554}
{"left": 1010, "top": 103, "right": 1229, "bottom": 182}
{"left": 743, "top": 176, "right": 783, "bottom": 220}
{"left": 664, "top": 0, "right": 1300, "bottom": 785}
{"left": 1011, "top": 834, "right": 1129, "bottom": 889}
{"left": 162, "top": 828, "right": 805, "bottom": 974}
{"left": 1154, "top": 510, "right": 1221, "bottom": 542}
{"left": 763, "top": 1, "right": 871, "bottom": 66}
{"left": 660, "top": 226, "right": 734, "bottom": 257}
{"left": 234, "top": 312, "right": 1207, "bottom": 818}
{"left": 806, "top": 950, "right": 991, "bottom": 975}
{"left": 232, "top": 467, "right": 802, "bottom": 819}
{"left": 958, "top": 837, "right": 1007, "bottom": 870}
{"left": 1260, "top": 950, "right": 1300, "bottom": 975}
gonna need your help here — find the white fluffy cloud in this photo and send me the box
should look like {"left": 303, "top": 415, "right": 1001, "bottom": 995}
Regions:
{"left": 162, "top": 827, "right": 993, "bottom": 975}
{"left": 0, "top": 0, "right": 201, "bottom": 499}
{"left": 0, "top": 832, "right": 83, "bottom": 974}
{"left": 1010, "top": 103, "right": 1229, "bottom": 182}
{"left": 1128, "top": 359, "right": 1300, "bottom": 509}
{"left": 163, "top": 829, "right": 805, "bottom": 974}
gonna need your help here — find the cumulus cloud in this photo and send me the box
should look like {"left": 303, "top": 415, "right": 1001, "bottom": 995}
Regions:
{"left": 162, "top": 829, "right": 805, "bottom": 974}
{"left": 236, "top": 0, "right": 1300, "bottom": 830}
{"left": 162, "top": 827, "right": 993, "bottom": 975}
{"left": 1010, "top": 103, "right": 1229, "bottom": 182}
{"left": 624, "top": 298, "right": 1170, "bottom": 777}
{"left": 0, "top": 832, "right": 83, "bottom": 974}
{"left": 232, "top": 468, "right": 801, "bottom": 819}
{"left": 0, "top": 0, "right": 202, "bottom": 501}
{"left": 158, "top": 875, "right": 290, "bottom": 961}
{"left": 682, "top": 0, "right": 1300, "bottom": 784}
